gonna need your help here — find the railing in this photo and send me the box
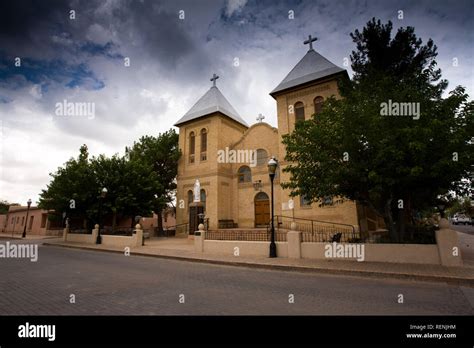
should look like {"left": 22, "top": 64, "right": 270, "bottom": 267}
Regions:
{"left": 102, "top": 227, "right": 136, "bottom": 236}
{"left": 205, "top": 229, "right": 287, "bottom": 242}
{"left": 274, "top": 215, "right": 360, "bottom": 243}
{"left": 164, "top": 223, "right": 189, "bottom": 236}
{"left": 68, "top": 228, "right": 90, "bottom": 234}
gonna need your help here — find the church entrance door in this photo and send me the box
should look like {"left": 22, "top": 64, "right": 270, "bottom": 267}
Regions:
{"left": 254, "top": 192, "right": 270, "bottom": 227}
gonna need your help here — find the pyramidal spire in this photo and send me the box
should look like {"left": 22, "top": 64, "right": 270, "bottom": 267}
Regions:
{"left": 270, "top": 35, "right": 346, "bottom": 97}
{"left": 174, "top": 74, "right": 248, "bottom": 127}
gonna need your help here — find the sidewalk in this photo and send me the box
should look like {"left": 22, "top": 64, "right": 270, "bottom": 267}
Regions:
{"left": 40, "top": 237, "right": 474, "bottom": 286}
{"left": 0, "top": 232, "right": 59, "bottom": 240}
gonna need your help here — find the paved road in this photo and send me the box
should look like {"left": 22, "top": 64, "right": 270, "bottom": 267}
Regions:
{"left": 0, "top": 239, "right": 473, "bottom": 315}
{"left": 451, "top": 222, "right": 474, "bottom": 235}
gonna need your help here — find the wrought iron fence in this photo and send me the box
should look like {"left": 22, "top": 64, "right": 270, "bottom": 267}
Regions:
{"left": 68, "top": 228, "right": 90, "bottom": 234}
{"left": 205, "top": 229, "right": 287, "bottom": 242}
{"left": 101, "top": 227, "right": 135, "bottom": 236}
{"left": 275, "top": 215, "right": 361, "bottom": 243}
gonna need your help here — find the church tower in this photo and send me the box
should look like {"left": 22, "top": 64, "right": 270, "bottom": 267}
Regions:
{"left": 174, "top": 74, "right": 248, "bottom": 231}
{"left": 269, "top": 35, "right": 359, "bottom": 226}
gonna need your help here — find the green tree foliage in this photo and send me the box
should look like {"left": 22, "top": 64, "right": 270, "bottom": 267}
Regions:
{"left": 282, "top": 18, "right": 473, "bottom": 242}
{"left": 38, "top": 129, "right": 180, "bottom": 231}
{"left": 0, "top": 200, "right": 18, "bottom": 214}
{"left": 126, "top": 129, "right": 180, "bottom": 232}
{"left": 446, "top": 196, "right": 473, "bottom": 218}
{"left": 38, "top": 145, "right": 96, "bottom": 228}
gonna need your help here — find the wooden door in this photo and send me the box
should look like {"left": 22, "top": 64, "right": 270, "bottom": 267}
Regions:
{"left": 255, "top": 199, "right": 270, "bottom": 226}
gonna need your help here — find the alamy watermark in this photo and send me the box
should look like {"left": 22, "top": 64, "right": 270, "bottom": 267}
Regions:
{"left": 217, "top": 147, "right": 257, "bottom": 167}
{"left": 55, "top": 99, "right": 95, "bottom": 119}
{"left": 0, "top": 242, "right": 38, "bottom": 262}
{"left": 380, "top": 99, "right": 420, "bottom": 120}
{"left": 18, "top": 322, "right": 55, "bottom": 341}
{"left": 324, "top": 242, "right": 365, "bottom": 262}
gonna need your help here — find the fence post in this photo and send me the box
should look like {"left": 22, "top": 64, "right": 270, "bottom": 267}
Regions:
{"left": 62, "top": 223, "right": 70, "bottom": 242}
{"left": 194, "top": 224, "right": 205, "bottom": 253}
{"left": 92, "top": 224, "right": 99, "bottom": 244}
{"left": 287, "top": 222, "right": 301, "bottom": 259}
{"left": 134, "top": 223, "right": 144, "bottom": 247}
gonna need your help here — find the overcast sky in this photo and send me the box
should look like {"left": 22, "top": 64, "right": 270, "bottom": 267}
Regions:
{"left": 0, "top": 0, "right": 472, "bottom": 205}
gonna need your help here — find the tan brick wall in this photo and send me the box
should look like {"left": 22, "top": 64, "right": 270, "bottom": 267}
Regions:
{"left": 176, "top": 76, "right": 360, "bottom": 231}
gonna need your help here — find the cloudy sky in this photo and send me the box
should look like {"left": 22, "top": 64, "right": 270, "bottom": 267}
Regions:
{"left": 0, "top": 0, "right": 472, "bottom": 205}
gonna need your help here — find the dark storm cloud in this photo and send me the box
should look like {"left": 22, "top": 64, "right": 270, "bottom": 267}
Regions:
{"left": 0, "top": 0, "right": 472, "bottom": 204}
{"left": 0, "top": 0, "right": 70, "bottom": 38}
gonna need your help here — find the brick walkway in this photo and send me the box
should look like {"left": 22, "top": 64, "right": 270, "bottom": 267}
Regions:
{"left": 40, "top": 236, "right": 474, "bottom": 286}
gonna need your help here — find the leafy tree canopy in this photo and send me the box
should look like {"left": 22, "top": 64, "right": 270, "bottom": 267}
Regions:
{"left": 282, "top": 18, "right": 473, "bottom": 242}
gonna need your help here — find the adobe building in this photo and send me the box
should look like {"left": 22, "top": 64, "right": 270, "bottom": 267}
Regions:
{"left": 174, "top": 36, "right": 381, "bottom": 233}
{"left": 3, "top": 205, "right": 63, "bottom": 236}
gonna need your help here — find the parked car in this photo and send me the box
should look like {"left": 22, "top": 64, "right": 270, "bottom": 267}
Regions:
{"left": 452, "top": 214, "right": 471, "bottom": 225}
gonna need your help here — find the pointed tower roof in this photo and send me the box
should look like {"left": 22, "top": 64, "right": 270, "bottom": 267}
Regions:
{"left": 174, "top": 74, "right": 248, "bottom": 127}
{"left": 270, "top": 35, "right": 346, "bottom": 97}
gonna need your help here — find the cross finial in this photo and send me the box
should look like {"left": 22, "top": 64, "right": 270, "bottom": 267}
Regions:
{"left": 210, "top": 73, "right": 219, "bottom": 87}
{"left": 304, "top": 35, "right": 318, "bottom": 51}
{"left": 256, "top": 113, "right": 265, "bottom": 123}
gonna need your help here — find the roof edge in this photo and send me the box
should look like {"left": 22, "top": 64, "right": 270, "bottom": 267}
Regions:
{"left": 269, "top": 70, "right": 349, "bottom": 99}
{"left": 174, "top": 111, "right": 249, "bottom": 128}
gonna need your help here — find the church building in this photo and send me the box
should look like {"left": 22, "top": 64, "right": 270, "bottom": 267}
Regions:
{"left": 174, "top": 36, "right": 377, "bottom": 234}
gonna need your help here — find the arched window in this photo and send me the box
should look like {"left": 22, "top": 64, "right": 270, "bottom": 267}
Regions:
{"left": 200, "top": 129, "right": 207, "bottom": 161}
{"left": 187, "top": 190, "right": 193, "bottom": 205}
{"left": 294, "top": 102, "right": 305, "bottom": 123}
{"left": 189, "top": 132, "right": 195, "bottom": 164}
{"left": 238, "top": 166, "right": 252, "bottom": 183}
{"left": 256, "top": 149, "right": 268, "bottom": 166}
{"left": 314, "top": 96, "right": 324, "bottom": 115}
{"left": 255, "top": 192, "right": 269, "bottom": 201}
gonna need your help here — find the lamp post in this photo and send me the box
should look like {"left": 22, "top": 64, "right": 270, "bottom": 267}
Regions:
{"left": 96, "top": 187, "right": 107, "bottom": 244}
{"left": 22, "top": 199, "right": 32, "bottom": 238}
{"left": 267, "top": 157, "right": 278, "bottom": 258}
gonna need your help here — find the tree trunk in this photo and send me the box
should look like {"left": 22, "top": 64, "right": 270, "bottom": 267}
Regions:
{"left": 397, "top": 208, "right": 405, "bottom": 243}
{"left": 112, "top": 211, "right": 117, "bottom": 232}
{"left": 384, "top": 198, "right": 398, "bottom": 243}
{"left": 157, "top": 209, "right": 163, "bottom": 235}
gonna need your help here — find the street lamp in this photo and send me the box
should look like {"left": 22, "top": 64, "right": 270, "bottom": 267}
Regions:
{"left": 22, "top": 199, "right": 32, "bottom": 238}
{"left": 96, "top": 187, "right": 108, "bottom": 244}
{"left": 267, "top": 157, "right": 278, "bottom": 258}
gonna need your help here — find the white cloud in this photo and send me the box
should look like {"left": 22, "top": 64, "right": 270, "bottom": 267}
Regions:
{"left": 0, "top": 0, "right": 472, "bottom": 206}
{"left": 225, "top": 0, "right": 248, "bottom": 17}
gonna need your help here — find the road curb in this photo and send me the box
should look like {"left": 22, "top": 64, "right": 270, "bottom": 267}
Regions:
{"left": 43, "top": 242, "right": 474, "bottom": 287}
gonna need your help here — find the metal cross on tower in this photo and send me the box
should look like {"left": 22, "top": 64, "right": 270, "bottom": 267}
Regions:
{"left": 210, "top": 73, "right": 219, "bottom": 87}
{"left": 256, "top": 114, "right": 265, "bottom": 123}
{"left": 304, "top": 35, "right": 318, "bottom": 51}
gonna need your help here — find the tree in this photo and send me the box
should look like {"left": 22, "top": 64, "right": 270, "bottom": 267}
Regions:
{"left": 282, "top": 18, "right": 473, "bottom": 242}
{"left": 0, "top": 200, "right": 18, "bottom": 214}
{"left": 89, "top": 154, "right": 161, "bottom": 229}
{"left": 446, "top": 196, "right": 473, "bottom": 218}
{"left": 38, "top": 144, "right": 97, "bottom": 229}
{"left": 126, "top": 129, "right": 180, "bottom": 233}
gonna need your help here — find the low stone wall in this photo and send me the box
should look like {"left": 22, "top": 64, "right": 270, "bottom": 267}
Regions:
{"left": 196, "top": 219, "right": 463, "bottom": 266}
{"left": 101, "top": 234, "right": 141, "bottom": 248}
{"left": 64, "top": 228, "right": 97, "bottom": 244}
{"left": 300, "top": 242, "right": 440, "bottom": 264}
{"left": 203, "top": 240, "right": 288, "bottom": 257}
{"left": 66, "top": 233, "right": 94, "bottom": 244}
{"left": 63, "top": 224, "right": 143, "bottom": 247}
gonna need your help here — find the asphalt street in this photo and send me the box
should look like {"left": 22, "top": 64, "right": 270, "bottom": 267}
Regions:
{"left": 0, "top": 239, "right": 473, "bottom": 315}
